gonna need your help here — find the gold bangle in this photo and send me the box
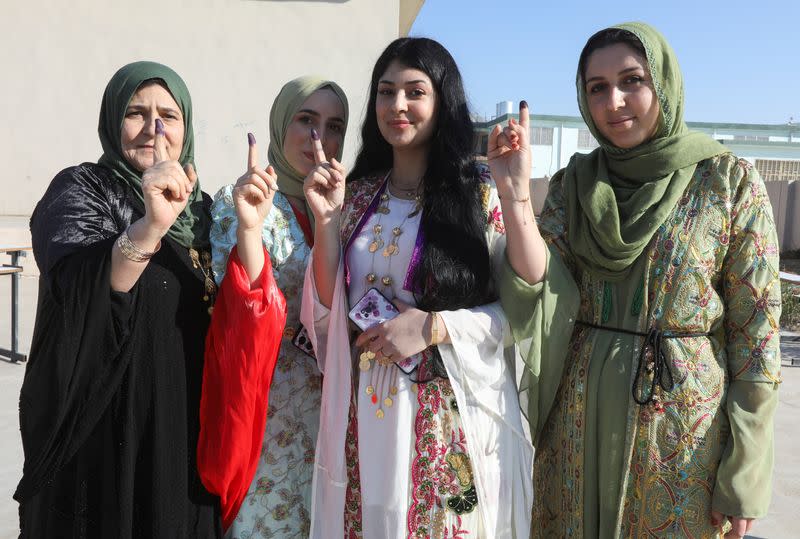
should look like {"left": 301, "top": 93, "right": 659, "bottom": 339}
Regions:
{"left": 498, "top": 192, "right": 532, "bottom": 224}
{"left": 497, "top": 193, "right": 531, "bottom": 203}
{"left": 116, "top": 226, "right": 161, "bottom": 262}
{"left": 430, "top": 311, "right": 439, "bottom": 346}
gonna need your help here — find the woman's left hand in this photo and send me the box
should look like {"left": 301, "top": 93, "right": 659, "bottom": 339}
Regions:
{"left": 710, "top": 511, "right": 755, "bottom": 538}
{"left": 354, "top": 300, "right": 431, "bottom": 362}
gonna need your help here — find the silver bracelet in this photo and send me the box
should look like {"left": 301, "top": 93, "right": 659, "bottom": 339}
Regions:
{"left": 116, "top": 226, "right": 161, "bottom": 262}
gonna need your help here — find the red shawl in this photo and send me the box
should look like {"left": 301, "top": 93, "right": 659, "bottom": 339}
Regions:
{"left": 197, "top": 246, "right": 287, "bottom": 530}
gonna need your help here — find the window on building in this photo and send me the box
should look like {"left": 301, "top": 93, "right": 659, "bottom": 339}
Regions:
{"left": 578, "top": 129, "right": 600, "bottom": 150}
{"left": 578, "top": 129, "right": 599, "bottom": 149}
{"left": 733, "top": 135, "right": 770, "bottom": 142}
{"left": 531, "top": 126, "right": 554, "bottom": 145}
{"left": 473, "top": 134, "right": 489, "bottom": 155}
{"left": 755, "top": 159, "right": 800, "bottom": 182}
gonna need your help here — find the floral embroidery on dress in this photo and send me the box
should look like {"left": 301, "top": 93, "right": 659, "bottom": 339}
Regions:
{"left": 533, "top": 154, "right": 781, "bottom": 538}
{"left": 476, "top": 170, "right": 502, "bottom": 237}
{"left": 407, "top": 379, "right": 479, "bottom": 538}
{"left": 340, "top": 175, "right": 387, "bottom": 246}
{"left": 488, "top": 205, "right": 505, "bottom": 235}
{"left": 210, "top": 188, "right": 321, "bottom": 538}
{"left": 479, "top": 182, "right": 491, "bottom": 214}
{"left": 446, "top": 486, "right": 478, "bottom": 516}
{"left": 344, "top": 391, "right": 364, "bottom": 539}
{"left": 444, "top": 453, "right": 478, "bottom": 515}
{"left": 532, "top": 324, "right": 592, "bottom": 537}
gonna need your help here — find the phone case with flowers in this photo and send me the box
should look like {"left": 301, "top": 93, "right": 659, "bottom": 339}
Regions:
{"left": 348, "top": 288, "right": 420, "bottom": 374}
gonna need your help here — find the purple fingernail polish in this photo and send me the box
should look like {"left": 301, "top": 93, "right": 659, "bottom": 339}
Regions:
{"left": 155, "top": 118, "right": 165, "bottom": 135}
{"left": 310, "top": 128, "right": 320, "bottom": 141}
{"left": 520, "top": 100, "right": 528, "bottom": 109}
{"left": 247, "top": 132, "right": 256, "bottom": 146}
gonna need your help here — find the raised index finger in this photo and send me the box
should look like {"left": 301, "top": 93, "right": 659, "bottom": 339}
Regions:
{"left": 247, "top": 132, "right": 258, "bottom": 170}
{"left": 310, "top": 128, "right": 326, "bottom": 165}
{"left": 154, "top": 118, "right": 168, "bottom": 164}
{"left": 519, "top": 100, "right": 530, "bottom": 130}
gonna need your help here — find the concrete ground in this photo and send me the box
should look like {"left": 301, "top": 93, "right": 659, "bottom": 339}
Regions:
{"left": 0, "top": 217, "right": 798, "bottom": 538}
{"left": 0, "top": 217, "right": 37, "bottom": 538}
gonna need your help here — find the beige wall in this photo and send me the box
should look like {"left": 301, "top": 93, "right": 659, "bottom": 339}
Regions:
{"left": 765, "top": 180, "right": 800, "bottom": 253}
{"left": 530, "top": 178, "right": 549, "bottom": 216}
{"left": 1, "top": 4, "right": 422, "bottom": 532}
{"left": 0, "top": 0, "right": 423, "bottom": 219}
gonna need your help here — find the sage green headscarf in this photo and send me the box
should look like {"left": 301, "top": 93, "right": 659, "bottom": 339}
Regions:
{"left": 561, "top": 22, "right": 727, "bottom": 281}
{"left": 267, "top": 76, "right": 348, "bottom": 226}
{"left": 97, "top": 61, "right": 210, "bottom": 249}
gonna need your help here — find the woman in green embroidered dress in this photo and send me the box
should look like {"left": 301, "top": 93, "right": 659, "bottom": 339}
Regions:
{"left": 490, "top": 22, "right": 781, "bottom": 539}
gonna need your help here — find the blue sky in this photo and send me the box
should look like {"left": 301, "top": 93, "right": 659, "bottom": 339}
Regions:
{"left": 411, "top": 0, "right": 799, "bottom": 125}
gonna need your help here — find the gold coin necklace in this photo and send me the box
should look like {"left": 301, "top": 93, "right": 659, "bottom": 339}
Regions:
{"left": 361, "top": 177, "right": 421, "bottom": 419}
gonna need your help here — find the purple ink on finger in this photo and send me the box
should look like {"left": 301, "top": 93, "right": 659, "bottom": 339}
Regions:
{"left": 155, "top": 118, "right": 165, "bottom": 135}
{"left": 311, "top": 128, "right": 320, "bottom": 141}
{"left": 520, "top": 100, "right": 528, "bottom": 109}
{"left": 247, "top": 132, "right": 256, "bottom": 146}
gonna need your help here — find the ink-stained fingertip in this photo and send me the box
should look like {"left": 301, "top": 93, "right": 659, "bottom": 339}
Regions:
{"left": 311, "top": 128, "right": 320, "bottom": 141}
{"left": 155, "top": 118, "right": 165, "bottom": 135}
{"left": 247, "top": 132, "right": 256, "bottom": 146}
{"left": 520, "top": 100, "right": 528, "bottom": 109}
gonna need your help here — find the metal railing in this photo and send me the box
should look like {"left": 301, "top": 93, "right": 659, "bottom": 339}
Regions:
{"left": 1, "top": 246, "right": 30, "bottom": 363}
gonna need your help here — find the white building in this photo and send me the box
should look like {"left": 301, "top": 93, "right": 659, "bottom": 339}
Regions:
{"left": 474, "top": 105, "right": 800, "bottom": 251}
{"left": 474, "top": 108, "right": 800, "bottom": 182}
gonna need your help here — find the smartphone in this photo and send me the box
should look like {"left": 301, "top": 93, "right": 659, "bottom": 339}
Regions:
{"left": 291, "top": 324, "right": 316, "bottom": 359}
{"left": 348, "top": 287, "right": 398, "bottom": 331}
{"left": 348, "top": 287, "right": 420, "bottom": 374}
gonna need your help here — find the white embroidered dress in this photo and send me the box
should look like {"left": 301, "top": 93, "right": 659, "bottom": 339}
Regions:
{"left": 301, "top": 177, "right": 533, "bottom": 538}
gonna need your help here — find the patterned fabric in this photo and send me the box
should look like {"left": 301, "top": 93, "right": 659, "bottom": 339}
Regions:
{"left": 343, "top": 392, "right": 363, "bottom": 539}
{"left": 533, "top": 154, "right": 781, "bottom": 537}
{"left": 407, "top": 379, "right": 480, "bottom": 539}
{"left": 210, "top": 188, "right": 320, "bottom": 538}
{"left": 531, "top": 324, "right": 593, "bottom": 536}
{"left": 341, "top": 371, "right": 485, "bottom": 539}
{"left": 339, "top": 173, "right": 389, "bottom": 246}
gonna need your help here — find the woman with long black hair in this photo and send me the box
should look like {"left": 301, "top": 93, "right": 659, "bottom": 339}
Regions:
{"left": 300, "top": 37, "right": 532, "bottom": 538}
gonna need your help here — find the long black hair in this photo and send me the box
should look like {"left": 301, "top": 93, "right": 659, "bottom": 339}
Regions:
{"left": 349, "top": 37, "right": 492, "bottom": 311}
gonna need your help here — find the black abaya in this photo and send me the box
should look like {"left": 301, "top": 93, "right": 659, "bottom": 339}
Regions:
{"left": 15, "top": 163, "right": 222, "bottom": 538}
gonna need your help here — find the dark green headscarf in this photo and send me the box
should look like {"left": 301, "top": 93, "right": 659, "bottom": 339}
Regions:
{"left": 267, "top": 76, "right": 348, "bottom": 227}
{"left": 97, "top": 61, "right": 210, "bottom": 249}
{"left": 561, "top": 22, "right": 727, "bottom": 281}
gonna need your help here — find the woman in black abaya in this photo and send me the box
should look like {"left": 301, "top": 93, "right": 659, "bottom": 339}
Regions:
{"left": 15, "top": 61, "right": 223, "bottom": 538}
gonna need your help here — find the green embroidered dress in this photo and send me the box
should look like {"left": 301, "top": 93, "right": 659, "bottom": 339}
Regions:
{"left": 501, "top": 154, "right": 781, "bottom": 537}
